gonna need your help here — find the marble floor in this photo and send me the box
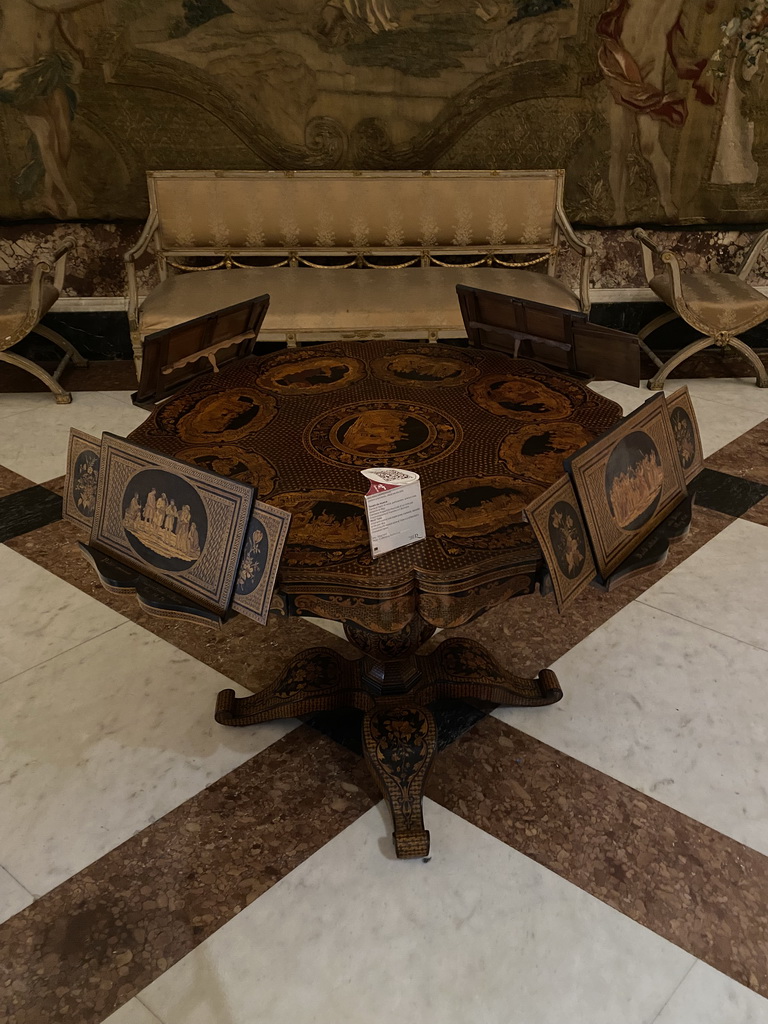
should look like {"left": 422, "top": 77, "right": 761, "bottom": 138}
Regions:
{"left": 1, "top": 375, "right": 768, "bottom": 1024}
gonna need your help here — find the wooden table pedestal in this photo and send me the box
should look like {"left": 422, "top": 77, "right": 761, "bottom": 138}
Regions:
{"left": 215, "top": 619, "right": 561, "bottom": 859}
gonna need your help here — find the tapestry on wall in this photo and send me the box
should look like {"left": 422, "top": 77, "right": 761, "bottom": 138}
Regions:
{"left": 0, "top": 0, "right": 766, "bottom": 225}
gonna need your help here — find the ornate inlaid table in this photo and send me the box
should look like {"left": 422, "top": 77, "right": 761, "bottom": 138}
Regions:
{"left": 128, "top": 340, "right": 622, "bottom": 859}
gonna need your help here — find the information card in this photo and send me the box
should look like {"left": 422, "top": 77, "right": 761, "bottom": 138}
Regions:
{"left": 361, "top": 468, "right": 426, "bottom": 558}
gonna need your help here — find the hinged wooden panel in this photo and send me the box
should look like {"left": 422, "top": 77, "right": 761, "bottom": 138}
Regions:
{"left": 457, "top": 285, "right": 639, "bottom": 386}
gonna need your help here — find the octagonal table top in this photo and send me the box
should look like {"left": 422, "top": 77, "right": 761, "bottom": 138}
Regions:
{"left": 129, "top": 339, "right": 621, "bottom": 630}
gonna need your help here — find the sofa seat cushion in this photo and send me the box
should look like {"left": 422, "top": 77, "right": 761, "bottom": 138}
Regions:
{"left": 0, "top": 282, "right": 59, "bottom": 348}
{"left": 139, "top": 267, "right": 580, "bottom": 337}
{"left": 650, "top": 272, "right": 768, "bottom": 333}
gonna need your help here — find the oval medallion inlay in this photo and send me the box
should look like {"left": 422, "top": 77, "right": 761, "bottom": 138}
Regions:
{"left": 306, "top": 400, "right": 461, "bottom": 468}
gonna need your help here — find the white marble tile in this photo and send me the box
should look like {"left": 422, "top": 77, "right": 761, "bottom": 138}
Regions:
{"left": 587, "top": 380, "right": 621, "bottom": 396}
{"left": 638, "top": 518, "right": 768, "bottom": 653}
{"left": 102, "top": 999, "right": 164, "bottom": 1024}
{"left": 685, "top": 393, "right": 768, "bottom": 457}
{"left": 0, "top": 621, "right": 296, "bottom": 897}
{"left": 595, "top": 381, "right": 650, "bottom": 415}
{"left": 301, "top": 616, "right": 347, "bottom": 640}
{"left": 0, "top": 392, "right": 53, "bottom": 419}
{"left": 495, "top": 601, "right": 768, "bottom": 855}
{"left": 0, "top": 391, "right": 148, "bottom": 483}
{"left": 0, "top": 545, "right": 126, "bottom": 684}
{"left": 657, "top": 377, "right": 768, "bottom": 415}
{"left": 0, "top": 865, "right": 33, "bottom": 925}
{"left": 659, "top": 378, "right": 768, "bottom": 456}
{"left": 100, "top": 391, "right": 140, "bottom": 408}
{"left": 653, "top": 962, "right": 768, "bottom": 1024}
{"left": 139, "top": 802, "right": 693, "bottom": 1024}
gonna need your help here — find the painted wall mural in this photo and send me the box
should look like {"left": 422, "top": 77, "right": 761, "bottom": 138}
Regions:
{"left": 0, "top": 0, "right": 766, "bottom": 225}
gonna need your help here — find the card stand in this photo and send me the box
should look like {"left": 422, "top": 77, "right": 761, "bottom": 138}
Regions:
{"left": 78, "top": 542, "right": 227, "bottom": 629}
{"left": 591, "top": 494, "right": 694, "bottom": 592}
{"left": 537, "top": 495, "right": 694, "bottom": 598}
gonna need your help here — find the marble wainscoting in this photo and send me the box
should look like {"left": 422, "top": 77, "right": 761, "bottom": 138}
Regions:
{"left": 3, "top": 223, "right": 768, "bottom": 298}
{"left": 4, "top": 219, "right": 768, "bottom": 373}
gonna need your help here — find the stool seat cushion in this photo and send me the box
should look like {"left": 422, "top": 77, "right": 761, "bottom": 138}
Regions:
{"left": 650, "top": 272, "right": 768, "bottom": 333}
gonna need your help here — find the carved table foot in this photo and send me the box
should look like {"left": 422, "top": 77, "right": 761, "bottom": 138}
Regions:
{"left": 215, "top": 646, "right": 366, "bottom": 726}
{"left": 214, "top": 634, "right": 562, "bottom": 860}
{"left": 362, "top": 705, "right": 437, "bottom": 859}
{"left": 421, "top": 637, "right": 563, "bottom": 707}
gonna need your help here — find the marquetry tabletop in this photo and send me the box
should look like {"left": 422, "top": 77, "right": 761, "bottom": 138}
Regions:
{"left": 129, "top": 339, "right": 622, "bottom": 632}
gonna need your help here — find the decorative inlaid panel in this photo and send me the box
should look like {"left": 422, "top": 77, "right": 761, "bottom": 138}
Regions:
{"left": 91, "top": 433, "right": 254, "bottom": 614}
{"left": 158, "top": 388, "right": 277, "bottom": 444}
{"left": 371, "top": 347, "right": 480, "bottom": 388}
{"left": 500, "top": 422, "right": 597, "bottom": 485}
{"left": 176, "top": 447, "right": 277, "bottom": 496}
{"left": 257, "top": 351, "right": 367, "bottom": 395}
{"left": 469, "top": 372, "right": 582, "bottom": 421}
{"left": 425, "top": 476, "right": 543, "bottom": 538}
{"left": 305, "top": 399, "right": 462, "bottom": 469}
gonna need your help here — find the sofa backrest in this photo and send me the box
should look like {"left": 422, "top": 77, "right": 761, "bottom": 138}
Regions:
{"left": 147, "top": 170, "right": 565, "bottom": 261}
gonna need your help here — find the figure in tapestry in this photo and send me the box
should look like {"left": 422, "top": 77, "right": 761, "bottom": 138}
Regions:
{"left": 2, "top": 0, "right": 767, "bottom": 225}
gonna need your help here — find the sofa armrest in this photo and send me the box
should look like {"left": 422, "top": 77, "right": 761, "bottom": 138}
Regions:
{"left": 124, "top": 212, "right": 159, "bottom": 328}
{"left": 555, "top": 206, "right": 592, "bottom": 313}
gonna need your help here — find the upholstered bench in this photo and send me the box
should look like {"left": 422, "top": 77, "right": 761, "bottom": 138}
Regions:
{"left": 125, "top": 170, "right": 592, "bottom": 372}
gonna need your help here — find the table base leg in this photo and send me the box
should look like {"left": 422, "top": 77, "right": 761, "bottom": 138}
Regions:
{"left": 361, "top": 705, "right": 437, "bottom": 860}
{"left": 423, "top": 637, "right": 563, "bottom": 707}
{"left": 214, "top": 636, "right": 563, "bottom": 860}
{"left": 215, "top": 646, "right": 365, "bottom": 726}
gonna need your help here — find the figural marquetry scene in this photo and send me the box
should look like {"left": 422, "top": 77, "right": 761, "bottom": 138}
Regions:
{"left": 2, "top": 2, "right": 768, "bottom": 1024}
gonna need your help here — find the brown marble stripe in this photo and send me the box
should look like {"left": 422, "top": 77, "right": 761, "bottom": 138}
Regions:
{"left": 442, "top": 505, "right": 732, "bottom": 678}
{"left": 5, "top": 518, "right": 356, "bottom": 693}
{"left": 41, "top": 474, "right": 64, "bottom": 496}
{"left": 744, "top": 496, "right": 768, "bottom": 527}
{"left": 705, "top": 417, "right": 768, "bottom": 485}
{"left": 0, "top": 727, "right": 379, "bottom": 1024}
{"left": 427, "top": 715, "right": 768, "bottom": 997}
{"left": 0, "top": 465, "right": 35, "bottom": 497}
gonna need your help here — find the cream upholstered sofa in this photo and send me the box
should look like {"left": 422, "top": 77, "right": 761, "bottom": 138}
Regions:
{"left": 125, "top": 170, "right": 592, "bottom": 372}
